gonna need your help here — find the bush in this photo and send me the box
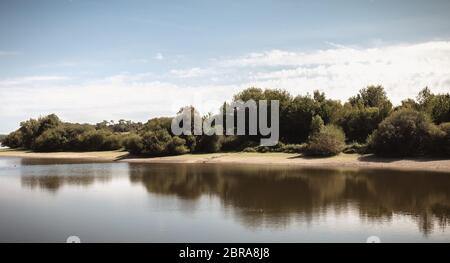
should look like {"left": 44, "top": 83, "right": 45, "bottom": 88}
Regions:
{"left": 438, "top": 123, "right": 450, "bottom": 156}
{"left": 140, "top": 130, "right": 173, "bottom": 156}
{"left": 2, "top": 131, "right": 24, "bottom": 148}
{"left": 196, "top": 134, "right": 222, "bottom": 153}
{"left": 123, "top": 134, "right": 144, "bottom": 155}
{"left": 167, "top": 136, "right": 189, "bottom": 155}
{"left": 306, "top": 125, "right": 346, "bottom": 156}
{"left": 430, "top": 94, "right": 450, "bottom": 124}
{"left": 243, "top": 147, "right": 257, "bottom": 152}
{"left": 33, "top": 127, "right": 68, "bottom": 152}
{"left": 280, "top": 143, "right": 307, "bottom": 153}
{"left": 183, "top": 135, "right": 197, "bottom": 152}
{"left": 78, "top": 130, "right": 122, "bottom": 151}
{"left": 31, "top": 127, "right": 124, "bottom": 152}
{"left": 127, "top": 129, "right": 188, "bottom": 156}
{"left": 343, "top": 142, "right": 367, "bottom": 154}
{"left": 368, "top": 109, "right": 440, "bottom": 156}
{"left": 310, "top": 115, "right": 324, "bottom": 136}
{"left": 242, "top": 143, "right": 306, "bottom": 153}
{"left": 338, "top": 106, "right": 384, "bottom": 143}
{"left": 221, "top": 136, "right": 257, "bottom": 152}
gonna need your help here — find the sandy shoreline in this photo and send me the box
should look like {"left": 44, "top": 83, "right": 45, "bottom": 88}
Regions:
{"left": 0, "top": 149, "right": 449, "bottom": 172}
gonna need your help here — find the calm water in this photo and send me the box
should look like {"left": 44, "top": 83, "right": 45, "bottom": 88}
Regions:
{"left": 0, "top": 157, "right": 449, "bottom": 243}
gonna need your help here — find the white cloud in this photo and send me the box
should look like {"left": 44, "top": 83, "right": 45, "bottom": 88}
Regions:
{"left": 1, "top": 41, "right": 450, "bottom": 133}
{"left": 222, "top": 41, "right": 450, "bottom": 68}
{"left": 221, "top": 41, "right": 450, "bottom": 104}
{"left": 154, "top": 53, "right": 164, "bottom": 60}
{"left": 0, "top": 76, "right": 69, "bottom": 87}
{"left": 0, "top": 74, "right": 241, "bottom": 132}
{"left": 170, "top": 67, "right": 215, "bottom": 78}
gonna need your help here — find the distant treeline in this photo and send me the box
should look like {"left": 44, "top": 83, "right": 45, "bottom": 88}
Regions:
{"left": 1, "top": 86, "right": 449, "bottom": 157}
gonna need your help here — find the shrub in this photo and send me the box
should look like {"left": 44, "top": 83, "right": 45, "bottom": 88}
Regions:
{"left": 438, "top": 123, "right": 450, "bottom": 156}
{"left": 33, "top": 127, "right": 68, "bottom": 152}
{"left": 338, "top": 106, "right": 384, "bottom": 143}
{"left": 368, "top": 109, "right": 440, "bottom": 156}
{"left": 167, "top": 136, "right": 189, "bottom": 155}
{"left": 78, "top": 130, "right": 122, "bottom": 151}
{"left": 243, "top": 147, "right": 257, "bottom": 152}
{"left": 343, "top": 142, "right": 367, "bottom": 154}
{"left": 196, "top": 134, "right": 222, "bottom": 153}
{"left": 306, "top": 125, "right": 346, "bottom": 156}
{"left": 310, "top": 115, "right": 324, "bottom": 136}
{"left": 280, "top": 143, "right": 307, "bottom": 153}
{"left": 123, "top": 134, "right": 144, "bottom": 155}
{"left": 124, "top": 130, "right": 190, "bottom": 156}
{"left": 102, "top": 133, "right": 123, "bottom": 150}
{"left": 430, "top": 94, "right": 450, "bottom": 124}
{"left": 2, "top": 131, "right": 24, "bottom": 148}
{"left": 183, "top": 135, "right": 197, "bottom": 152}
{"left": 140, "top": 130, "right": 173, "bottom": 156}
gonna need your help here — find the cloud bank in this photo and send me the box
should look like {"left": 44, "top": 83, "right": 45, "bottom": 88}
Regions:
{"left": 1, "top": 41, "right": 450, "bottom": 133}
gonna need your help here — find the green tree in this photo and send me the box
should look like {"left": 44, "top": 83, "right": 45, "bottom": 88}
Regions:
{"left": 33, "top": 127, "right": 68, "bottom": 152}
{"left": 306, "top": 125, "right": 346, "bottom": 156}
{"left": 285, "top": 95, "right": 316, "bottom": 143}
{"left": 2, "top": 131, "right": 23, "bottom": 148}
{"left": 123, "top": 134, "right": 144, "bottom": 155}
{"left": 338, "top": 105, "right": 383, "bottom": 142}
{"left": 439, "top": 123, "right": 450, "bottom": 156}
{"left": 430, "top": 94, "right": 450, "bottom": 124}
{"left": 368, "top": 109, "right": 440, "bottom": 156}
{"left": 349, "top": 85, "right": 392, "bottom": 111}
{"left": 310, "top": 115, "right": 324, "bottom": 136}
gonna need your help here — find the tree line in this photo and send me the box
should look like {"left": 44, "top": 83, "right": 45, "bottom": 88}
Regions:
{"left": 1, "top": 86, "right": 449, "bottom": 157}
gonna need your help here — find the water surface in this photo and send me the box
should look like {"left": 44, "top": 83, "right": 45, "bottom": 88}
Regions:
{"left": 0, "top": 157, "right": 449, "bottom": 242}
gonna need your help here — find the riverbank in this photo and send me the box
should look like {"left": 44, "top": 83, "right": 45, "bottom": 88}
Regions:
{"left": 0, "top": 149, "right": 449, "bottom": 172}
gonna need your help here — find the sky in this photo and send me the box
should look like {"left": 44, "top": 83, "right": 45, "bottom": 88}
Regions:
{"left": 1, "top": 0, "right": 450, "bottom": 133}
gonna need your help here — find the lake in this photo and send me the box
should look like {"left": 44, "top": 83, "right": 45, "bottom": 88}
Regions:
{"left": 0, "top": 157, "right": 449, "bottom": 243}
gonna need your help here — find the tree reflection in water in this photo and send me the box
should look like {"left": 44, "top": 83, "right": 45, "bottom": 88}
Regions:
{"left": 20, "top": 158, "right": 114, "bottom": 192}
{"left": 18, "top": 159, "right": 450, "bottom": 235}
{"left": 129, "top": 163, "right": 450, "bottom": 235}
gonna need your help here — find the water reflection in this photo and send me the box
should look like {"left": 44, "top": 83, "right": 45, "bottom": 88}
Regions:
{"left": 11, "top": 158, "right": 450, "bottom": 236}
{"left": 128, "top": 163, "right": 450, "bottom": 235}
{"left": 19, "top": 158, "right": 118, "bottom": 192}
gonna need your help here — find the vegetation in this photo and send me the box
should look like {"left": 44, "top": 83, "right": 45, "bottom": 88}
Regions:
{"left": 0, "top": 134, "right": 6, "bottom": 146}
{"left": 1, "top": 115, "right": 129, "bottom": 152}
{"left": 368, "top": 109, "right": 441, "bottom": 156}
{"left": 306, "top": 125, "right": 346, "bottom": 156}
{"left": 2, "top": 86, "right": 450, "bottom": 157}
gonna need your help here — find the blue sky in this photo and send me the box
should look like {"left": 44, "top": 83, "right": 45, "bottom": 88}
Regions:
{"left": 1, "top": 0, "right": 450, "bottom": 133}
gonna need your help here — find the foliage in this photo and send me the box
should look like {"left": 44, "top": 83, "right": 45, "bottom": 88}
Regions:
{"left": 337, "top": 106, "right": 384, "bottom": 143}
{"left": 310, "top": 115, "right": 324, "bottom": 136}
{"left": 2, "top": 114, "right": 124, "bottom": 152}
{"left": 3, "top": 86, "right": 449, "bottom": 158}
{"left": 2, "top": 131, "right": 24, "bottom": 148}
{"left": 96, "top": 119, "right": 143, "bottom": 133}
{"left": 338, "top": 86, "right": 393, "bottom": 143}
{"left": 123, "top": 134, "right": 144, "bottom": 155}
{"left": 306, "top": 125, "right": 346, "bottom": 156}
{"left": 343, "top": 142, "right": 367, "bottom": 154}
{"left": 368, "top": 109, "right": 441, "bottom": 156}
{"left": 195, "top": 133, "right": 221, "bottom": 153}
{"left": 439, "top": 123, "right": 450, "bottom": 156}
{"left": 404, "top": 87, "right": 450, "bottom": 124}
{"left": 349, "top": 85, "right": 393, "bottom": 114}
